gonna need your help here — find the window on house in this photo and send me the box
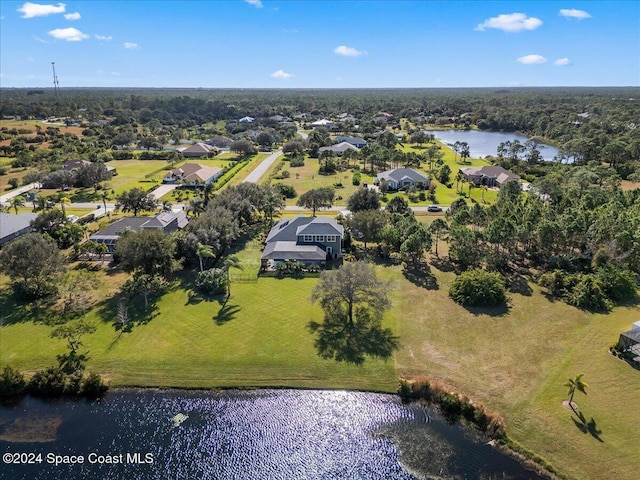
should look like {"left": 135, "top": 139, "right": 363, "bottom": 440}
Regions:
{"left": 326, "top": 235, "right": 336, "bottom": 242}
{"left": 304, "top": 235, "right": 313, "bottom": 242}
{"left": 314, "top": 235, "right": 324, "bottom": 242}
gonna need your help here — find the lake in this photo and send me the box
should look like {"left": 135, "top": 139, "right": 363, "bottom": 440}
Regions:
{"left": 0, "top": 389, "right": 546, "bottom": 479}
{"left": 423, "top": 130, "right": 560, "bottom": 161}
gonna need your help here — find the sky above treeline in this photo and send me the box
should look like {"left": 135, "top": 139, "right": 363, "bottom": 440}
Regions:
{"left": 1, "top": 0, "right": 638, "bottom": 88}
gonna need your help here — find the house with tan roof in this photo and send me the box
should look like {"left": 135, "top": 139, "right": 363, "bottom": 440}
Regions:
{"left": 163, "top": 163, "right": 223, "bottom": 186}
{"left": 460, "top": 165, "right": 520, "bottom": 188}
{"left": 181, "top": 142, "right": 220, "bottom": 158}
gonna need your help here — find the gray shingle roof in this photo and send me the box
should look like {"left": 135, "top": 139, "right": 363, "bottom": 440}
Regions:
{"left": 0, "top": 212, "right": 38, "bottom": 242}
{"left": 377, "top": 168, "right": 429, "bottom": 184}
{"left": 262, "top": 241, "right": 327, "bottom": 261}
{"left": 265, "top": 216, "right": 343, "bottom": 243}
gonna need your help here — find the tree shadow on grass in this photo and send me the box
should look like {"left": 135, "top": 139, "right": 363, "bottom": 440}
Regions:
{"left": 0, "top": 289, "right": 61, "bottom": 326}
{"left": 463, "top": 303, "right": 510, "bottom": 318}
{"left": 572, "top": 410, "right": 604, "bottom": 442}
{"left": 505, "top": 272, "right": 533, "bottom": 296}
{"left": 96, "top": 292, "right": 160, "bottom": 333}
{"left": 402, "top": 264, "right": 438, "bottom": 290}
{"left": 307, "top": 317, "right": 399, "bottom": 365}
{"left": 214, "top": 303, "right": 241, "bottom": 325}
{"left": 429, "top": 256, "right": 456, "bottom": 273}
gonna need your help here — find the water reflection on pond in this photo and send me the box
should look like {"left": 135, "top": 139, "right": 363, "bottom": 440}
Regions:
{"left": 1, "top": 389, "right": 546, "bottom": 479}
{"left": 423, "top": 129, "right": 560, "bottom": 161}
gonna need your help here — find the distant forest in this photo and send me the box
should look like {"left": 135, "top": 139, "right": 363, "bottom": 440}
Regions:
{"left": 1, "top": 86, "right": 639, "bottom": 176}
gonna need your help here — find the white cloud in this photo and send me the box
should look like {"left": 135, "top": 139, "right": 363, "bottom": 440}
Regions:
{"left": 48, "top": 27, "right": 89, "bottom": 41}
{"left": 124, "top": 42, "right": 138, "bottom": 49}
{"left": 475, "top": 13, "right": 543, "bottom": 32}
{"left": 18, "top": 2, "right": 66, "bottom": 19}
{"left": 64, "top": 12, "right": 80, "bottom": 20}
{"left": 334, "top": 45, "right": 366, "bottom": 57}
{"left": 517, "top": 54, "right": 547, "bottom": 64}
{"left": 95, "top": 34, "right": 112, "bottom": 41}
{"left": 271, "top": 69, "right": 293, "bottom": 79}
{"left": 559, "top": 9, "right": 591, "bottom": 20}
{"left": 245, "top": 0, "right": 263, "bottom": 7}
{"left": 554, "top": 57, "right": 571, "bottom": 66}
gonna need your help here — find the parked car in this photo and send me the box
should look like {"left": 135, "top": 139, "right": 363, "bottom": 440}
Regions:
{"left": 427, "top": 205, "right": 442, "bottom": 212}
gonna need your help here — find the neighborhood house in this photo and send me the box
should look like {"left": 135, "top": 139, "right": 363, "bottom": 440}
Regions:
{"left": 180, "top": 142, "right": 220, "bottom": 158}
{"left": 0, "top": 212, "right": 38, "bottom": 245}
{"left": 460, "top": 165, "right": 520, "bottom": 188}
{"left": 617, "top": 321, "right": 640, "bottom": 362}
{"left": 163, "top": 163, "right": 223, "bottom": 186}
{"left": 319, "top": 142, "right": 358, "bottom": 156}
{"left": 375, "top": 168, "right": 430, "bottom": 190}
{"left": 261, "top": 216, "right": 343, "bottom": 269}
{"left": 89, "top": 211, "right": 189, "bottom": 253}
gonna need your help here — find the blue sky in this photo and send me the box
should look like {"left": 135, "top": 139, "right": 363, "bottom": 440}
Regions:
{"left": 1, "top": 1, "right": 638, "bottom": 88}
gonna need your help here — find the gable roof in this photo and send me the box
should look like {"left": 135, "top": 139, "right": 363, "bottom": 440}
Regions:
{"left": 311, "top": 119, "right": 334, "bottom": 127}
{"left": 62, "top": 159, "right": 91, "bottom": 171}
{"left": 89, "top": 212, "right": 189, "bottom": 240}
{"left": 335, "top": 136, "right": 367, "bottom": 147}
{"left": 265, "top": 216, "right": 343, "bottom": 243}
{"left": 319, "top": 142, "right": 358, "bottom": 154}
{"left": 182, "top": 142, "right": 219, "bottom": 155}
{"left": 167, "top": 163, "right": 222, "bottom": 183}
{"left": 377, "top": 168, "right": 429, "bottom": 184}
{"left": 460, "top": 165, "right": 520, "bottom": 183}
{"left": 0, "top": 212, "right": 38, "bottom": 241}
{"left": 262, "top": 241, "right": 327, "bottom": 261}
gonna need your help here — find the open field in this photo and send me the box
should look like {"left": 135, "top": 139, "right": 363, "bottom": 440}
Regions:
{"left": 260, "top": 156, "right": 363, "bottom": 206}
{"left": 1, "top": 235, "right": 639, "bottom": 478}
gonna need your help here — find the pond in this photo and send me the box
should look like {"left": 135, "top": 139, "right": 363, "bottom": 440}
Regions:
{"left": 0, "top": 389, "right": 546, "bottom": 479}
{"left": 422, "top": 130, "right": 560, "bottom": 161}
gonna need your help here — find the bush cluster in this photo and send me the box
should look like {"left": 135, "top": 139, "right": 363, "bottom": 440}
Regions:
{"left": 0, "top": 365, "right": 108, "bottom": 400}
{"left": 449, "top": 269, "right": 506, "bottom": 307}
{"left": 398, "top": 377, "right": 505, "bottom": 439}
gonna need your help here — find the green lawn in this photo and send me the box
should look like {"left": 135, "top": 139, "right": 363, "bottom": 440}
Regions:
{"left": 260, "top": 156, "right": 365, "bottom": 206}
{"left": 2, "top": 234, "right": 640, "bottom": 479}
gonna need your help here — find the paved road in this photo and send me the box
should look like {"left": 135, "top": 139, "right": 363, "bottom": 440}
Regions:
{"left": 242, "top": 150, "right": 283, "bottom": 184}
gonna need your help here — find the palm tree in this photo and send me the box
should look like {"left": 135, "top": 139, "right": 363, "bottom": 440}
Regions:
{"left": 58, "top": 195, "right": 71, "bottom": 216}
{"left": 222, "top": 254, "right": 243, "bottom": 298}
{"left": 480, "top": 185, "right": 488, "bottom": 203}
{"left": 100, "top": 191, "right": 110, "bottom": 215}
{"left": 161, "top": 199, "right": 173, "bottom": 212}
{"left": 196, "top": 243, "right": 214, "bottom": 272}
{"left": 564, "top": 373, "right": 588, "bottom": 410}
{"left": 10, "top": 195, "right": 25, "bottom": 214}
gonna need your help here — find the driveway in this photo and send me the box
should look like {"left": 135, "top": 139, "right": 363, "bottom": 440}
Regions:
{"left": 0, "top": 183, "right": 40, "bottom": 204}
{"left": 149, "top": 184, "right": 178, "bottom": 200}
{"left": 242, "top": 150, "right": 283, "bottom": 184}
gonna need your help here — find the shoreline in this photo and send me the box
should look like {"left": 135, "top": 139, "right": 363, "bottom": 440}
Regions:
{"left": 3, "top": 383, "right": 563, "bottom": 480}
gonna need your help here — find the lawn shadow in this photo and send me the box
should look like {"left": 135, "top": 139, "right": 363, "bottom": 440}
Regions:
{"left": 307, "top": 317, "right": 399, "bottom": 365}
{"left": 464, "top": 303, "right": 510, "bottom": 317}
{"left": 572, "top": 410, "right": 604, "bottom": 442}
{"left": 506, "top": 272, "right": 533, "bottom": 296}
{"left": 0, "top": 289, "right": 61, "bottom": 326}
{"left": 96, "top": 291, "right": 160, "bottom": 333}
{"left": 429, "top": 256, "right": 455, "bottom": 273}
{"left": 402, "top": 264, "right": 438, "bottom": 290}
{"left": 214, "top": 302, "right": 241, "bottom": 325}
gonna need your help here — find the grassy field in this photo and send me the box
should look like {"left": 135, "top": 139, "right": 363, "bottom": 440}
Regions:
{"left": 1, "top": 237, "right": 639, "bottom": 478}
{"left": 260, "top": 156, "right": 364, "bottom": 206}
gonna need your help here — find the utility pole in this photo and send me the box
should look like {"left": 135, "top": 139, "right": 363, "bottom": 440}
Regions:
{"left": 51, "top": 62, "right": 60, "bottom": 98}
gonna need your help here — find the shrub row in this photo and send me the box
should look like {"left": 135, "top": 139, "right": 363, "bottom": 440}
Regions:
{"left": 398, "top": 376, "right": 505, "bottom": 439}
{"left": 0, "top": 365, "right": 108, "bottom": 401}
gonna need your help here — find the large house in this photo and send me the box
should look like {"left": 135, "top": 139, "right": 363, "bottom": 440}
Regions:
{"left": 617, "top": 321, "right": 640, "bottom": 362}
{"left": 311, "top": 119, "right": 335, "bottom": 129}
{"left": 88, "top": 211, "right": 188, "bottom": 253}
{"left": 163, "top": 163, "right": 223, "bottom": 186}
{"left": 335, "top": 136, "right": 367, "bottom": 148}
{"left": 0, "top": 212, "right": 38, "bottom": 245}
{"left": 376, "top": 168, "right": 430, "bottom": 190}
{"left": 261, "top": 216, "right": 343, "bottom": 268}
{"left": 181, "top": 142, "right": 220, "bottom": 158}
{"left": 460, "top": 166, "right": 520, "bottom": 188}
{"left": 319, "top": 142, "right": 358, "bottom": 156}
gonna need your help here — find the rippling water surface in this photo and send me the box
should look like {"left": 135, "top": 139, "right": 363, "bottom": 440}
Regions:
{"left": 1, "top": 390, "right": 544, "bottom": 479}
